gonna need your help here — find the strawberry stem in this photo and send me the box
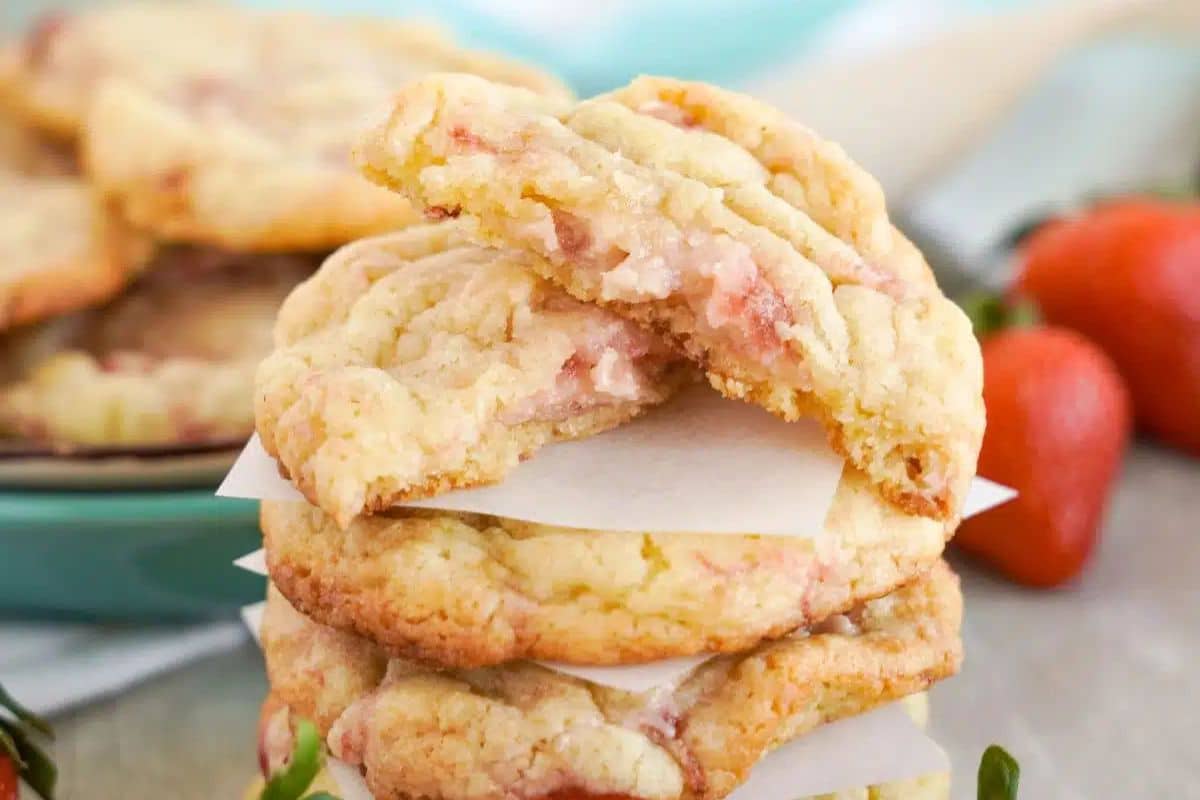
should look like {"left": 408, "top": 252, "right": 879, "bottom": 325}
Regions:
{"left": 960, "top": 293, "right": 1038, "bottom": 338}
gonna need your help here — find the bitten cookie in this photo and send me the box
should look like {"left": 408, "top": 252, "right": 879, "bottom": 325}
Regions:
{"left": 0, "top": 248, "right": 317, "bottom": 446}
{"left": 261, "top": 464, "right": 950, "bottom": 667}
{"left": 256, "top": 222, "right": 687, "bottom": 527}
{"left": 2, "top": 3, "right": 571, "bottom": 251}
{"left": 259, "top": 563, "right": 962, "bottom": 800}
{"left": 357, "top": 74, "right": 985, "bottom": 522}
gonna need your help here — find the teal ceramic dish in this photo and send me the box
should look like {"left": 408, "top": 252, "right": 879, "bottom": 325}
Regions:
{"left": 0, "top": 490, "right": 263, "bottom": 620}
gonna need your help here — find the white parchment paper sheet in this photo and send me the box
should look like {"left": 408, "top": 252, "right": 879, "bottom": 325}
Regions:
{"left": 220, "top": 387, "right": 846, "bottom": 536}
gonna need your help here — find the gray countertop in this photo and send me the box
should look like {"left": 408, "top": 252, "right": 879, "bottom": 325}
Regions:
{"left": 42, "top": 443, "right": 1197, "bottom": 799}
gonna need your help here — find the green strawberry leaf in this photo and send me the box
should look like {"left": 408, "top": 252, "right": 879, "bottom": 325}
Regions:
{"left": 2, "top": 718, "right": 57, "bottom": 799}
{"left": 959, "top": 293, "right": 1038, "bottom": 339}
{"left": 0, "top": 684, "right": 53, "bottom": 739}
{"left": 0, "top": 683, "right": 57, "bottom": 799}
{"left": 0, "top": 724, "right": 21, "bottom": 766}
{"left": 978, "top": 745, "right": 1020, "bottom": 800}
{"left": 260, "top": 719, "right": 333, "bottom": 800}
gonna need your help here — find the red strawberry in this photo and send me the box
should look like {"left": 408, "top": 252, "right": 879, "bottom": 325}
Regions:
{"left": 1015, "top": 199, "right": 1200, "bottom": 455}
{"left": 956, "top": 326, "right": 1131, "bottom": 587}
{"left": 0, "top": 754, "right": 16, "bottom": 800}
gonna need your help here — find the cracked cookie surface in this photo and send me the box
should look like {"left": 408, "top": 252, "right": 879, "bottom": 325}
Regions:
{"left": 1, "top": 247, "right": 317, "bottom": 446}
{"left": 256, "top": 222, "right": 686, "bottom": 527}
{"left": 260, "top": 562, "right": 961, "bottom": 800}
{"left": 1, "top": 3, "right": 570, "bottom": 251}
{"left": 357, "top": 73, "right": 984, "bottom": 522}
{"left": 261, "top": 464, "right": 949, "bottom": 667}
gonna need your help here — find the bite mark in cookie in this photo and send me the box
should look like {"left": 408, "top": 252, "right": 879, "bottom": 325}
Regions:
{"left": 256, "top": 222, "right": 688, "bottom": 527}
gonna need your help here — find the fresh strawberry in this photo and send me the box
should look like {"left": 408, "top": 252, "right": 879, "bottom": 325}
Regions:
{"left": 956, "top": 326, "right": 1131, "bottom": 587}
{"left": 1015, "top": 199, "right": 1200, "bottom": 455}
{"left": 0, "top": 754, "right": 16, "bottom": 800}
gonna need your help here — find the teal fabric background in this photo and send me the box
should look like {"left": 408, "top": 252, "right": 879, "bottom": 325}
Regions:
{"left": 5, "top": 1, "right": 1046, "bottom": 95}
{"left": 244, "top": 0, "right": 854, "bottom": 94}
{"left": 235, "top": 0, "right": 1039, "bottom": 95}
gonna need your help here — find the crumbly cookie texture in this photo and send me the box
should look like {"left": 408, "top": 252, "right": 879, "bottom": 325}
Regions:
{"left": 357, "top": 73, "right": 985, "bottom": 522}
{"left": 261, "top": 465, "right": 949, "bottom": 667}
{"left": 2, "top": 3, "right": 570, "bottom": 250}
{"left": 251, "top": 690, "right": 948, "bottom": 800}
{"left": 256, "top": 222, "right": 687, "bottom": 528}
{"left": 0, "top": 248, "right": 317, "bottom": 447}
{"left": 260, "top": 563, "right": 961, "bottom": 800}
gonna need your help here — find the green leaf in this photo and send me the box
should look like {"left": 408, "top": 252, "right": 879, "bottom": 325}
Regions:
{"left": 302, "top": 793, "right": 341, "bottom": 800}
{"left": 5, "top": 719, "right": 57, "bottom": 800}
{"left": 978, "top": 745, "right": 1020, "bottom": 800}
{"left": 958, "top": 293, "right": 1039, "bottom": 339}
{"left": 0, "top": 723, "right": 21, "bottom": 766}
{"left": 261, "top": 719, "right": 324, "bottom": 800}
{"left": 0, "top": 684, "right": 53, "bottom": 739}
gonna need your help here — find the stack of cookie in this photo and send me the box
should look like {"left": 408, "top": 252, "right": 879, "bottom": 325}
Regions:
{"left": 239, "top": 73, "right": 991, "bottom": 800}
{"left": 0, "top": 3, "right": 569, "bottom": 450}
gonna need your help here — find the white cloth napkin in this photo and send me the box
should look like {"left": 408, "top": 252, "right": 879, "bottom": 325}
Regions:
{"left": 0, "top": 620, "right": 246, "bottom": 716}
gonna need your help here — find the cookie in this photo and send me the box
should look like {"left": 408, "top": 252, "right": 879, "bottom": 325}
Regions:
{"left": 260, "top": 464, "right": 949, "bottom": 667}
{"left": 253, "top": 695, "right": 949, "bottom": 800}
{"left": 260, "top": 563, "right": 961, "bottom": 800}
{"left": 0, "top": 172, "right": 148, "bottom": 333}
{"left": 256, "top": 223, "right": 687, "bottom": 527}
{"left": 0, "top": 108, "right": 73, "bottom": 176}
{"left": 0, "top": 248, "right": 317, "bottom": 446}
{"left": 3, "top": 4, "right": 571, "bottom": 251}
{"left": 357, "top": 74, "right": 985, "bottom": 522}
{"left": 0, "top": 106, "right": 145, "bottom": 331}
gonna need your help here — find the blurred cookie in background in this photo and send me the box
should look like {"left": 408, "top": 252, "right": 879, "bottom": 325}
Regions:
{"left": 0, "top": 108, "right": 150, "bottom": 333}
{"left": 0, "top": 248, "right": 319, "bottom": 448}
{"left": 0, "top": 103, "right": 72, "bottom": 176}
{"left": 1, "top": 2, "right": 572, "bottom": 251}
